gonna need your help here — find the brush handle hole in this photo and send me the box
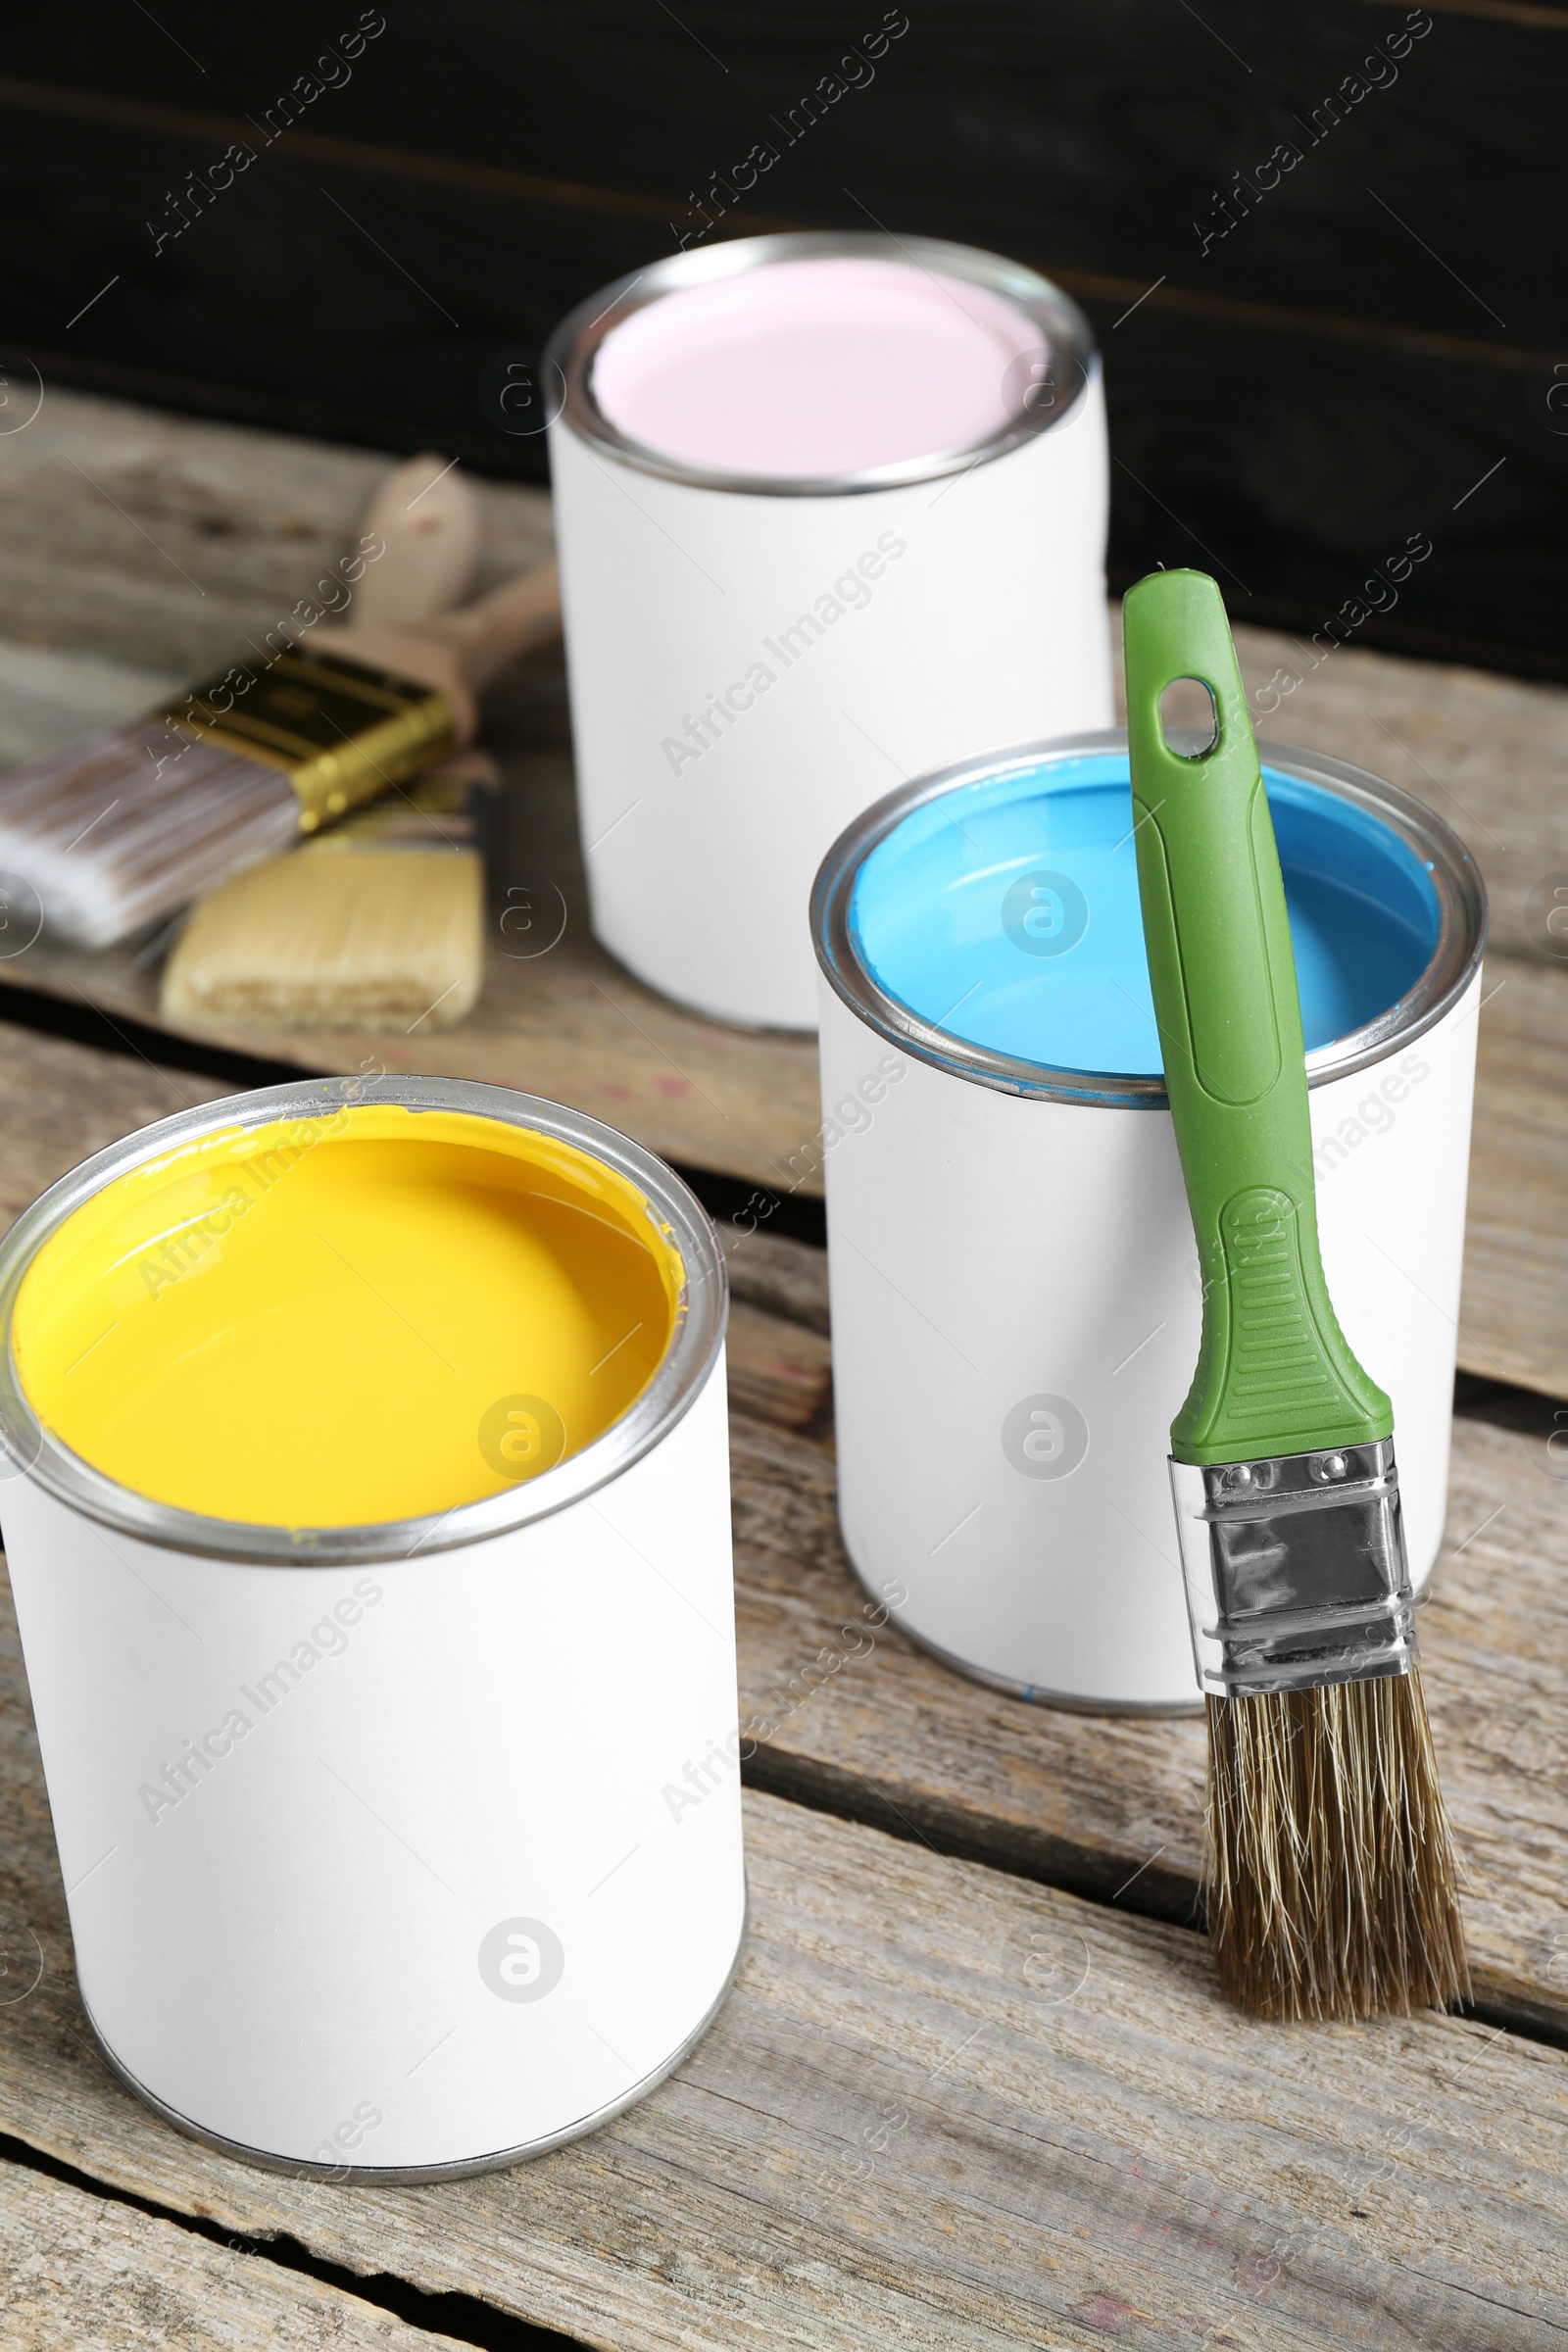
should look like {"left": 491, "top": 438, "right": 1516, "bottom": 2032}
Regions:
{"left": 1157, "top": 676, "right": 1219, "bottom": 759}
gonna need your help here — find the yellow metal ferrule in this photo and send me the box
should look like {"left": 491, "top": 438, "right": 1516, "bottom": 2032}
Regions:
{"left": 158, "top": 648, "right": 457, "bottom": 831}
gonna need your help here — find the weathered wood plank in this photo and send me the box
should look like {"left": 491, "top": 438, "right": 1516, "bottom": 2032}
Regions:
{"left": 0, "top": 1023, "right": 827, "bottom": 1443}
{"left": 731, "top": 1396, "right": 1568, "bottom": 2044}
{"left": 724, "top": 1299, "right": 832, "bottom": 1432}
{"left": 713, "top": 1221, "right": 831, "bottom": 1337}
{"left": 7, "top": 384, "right": 1566, "bottom": 947}
{"left": 0, "top": 647, "right": 827, "bottom": 1200}
{"left": 0, "top": 920, "right": 826, "bottom": 1215}
{"left": 0, "top": 638, "right": 179, "bottom": 775}
{"left": 0, "top": 1019, "right": 1560, "bottom": 2042}
{"left": 0, "top": 386, "right": 554, "bottom": 681}
{"left": 0, "top": 847, "right": 1562, "bottom": 1395}
{"left": 0, "top": 2155, "right": 461, "bottom": 2348}
{"left": 10, "top": 389, "right": 1552, "bottom": 960}
{"left": 0, "top": 1021, "right": 231, "bottom": 1228}
{"left": 0, "top": 1025, "right": 1561, "bottom": 2331}
{"left": 1, "top": 1548, "right": 1566, "bottom": 2352}
{"left": 0, "top": 390, "right": 819, "bottom": 1197}
{"left": 1119, "top": 586, "right": 1568, "bottom": 972}
{"left": 1459, "top": 958, "right": 1568, "bottom": 1396}
{"left": 0, "top": 385, "right": 1566, "bottom": 1215}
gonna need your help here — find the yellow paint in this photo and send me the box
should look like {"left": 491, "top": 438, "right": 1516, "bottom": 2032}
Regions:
{"left": 13, "top": 1106, "right": 684, "bottom": 1528}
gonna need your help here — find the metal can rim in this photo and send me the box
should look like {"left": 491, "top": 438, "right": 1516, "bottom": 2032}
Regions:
{"left": 810, "top": 726, "right": 1489, "bottom": 1108}
{"left": 0, "top": 1077, "right": 728, "bottom": 1566}
{"left": 543, "top": 230, "right": 1099, "bottom": 498}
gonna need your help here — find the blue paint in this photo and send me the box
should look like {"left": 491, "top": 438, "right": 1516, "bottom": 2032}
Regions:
{"left": 850, "top": 751, "right": 1441, "bottom": 1076}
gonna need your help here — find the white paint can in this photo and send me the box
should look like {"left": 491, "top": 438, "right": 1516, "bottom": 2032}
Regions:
{"left": 811, "top": 733, "right": 1486, "bottom": 1712}
{"left": 0, "top": 1077, "right": 742, "bottom": 2178}
{"left": 545, "top": 231, "right": 1113, "bottom": 1030}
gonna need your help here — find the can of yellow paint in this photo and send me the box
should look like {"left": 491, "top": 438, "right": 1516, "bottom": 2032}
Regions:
{"left": 0, "top": 1076, "right": 741, "bottom": 2180}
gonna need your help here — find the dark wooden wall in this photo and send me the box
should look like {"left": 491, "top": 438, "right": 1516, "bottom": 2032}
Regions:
{"left": 2, "top": 2, "right": 1563, "bottom": 676}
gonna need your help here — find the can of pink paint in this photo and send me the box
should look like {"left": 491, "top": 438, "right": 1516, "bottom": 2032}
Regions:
{"left": 546, "top": 232, "right": 1113, "bottom": 1030}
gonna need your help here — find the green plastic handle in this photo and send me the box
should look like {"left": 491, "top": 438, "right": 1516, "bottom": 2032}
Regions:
{"left": 1123, "top": 568, "right": 1392, "bottom": 1466}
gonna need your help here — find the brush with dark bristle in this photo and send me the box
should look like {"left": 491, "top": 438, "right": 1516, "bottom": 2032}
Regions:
{"left": 0, "top": 453, "right": 557, "bottom": 950}
{"left": 1123, "top": 566, "right": 1468, "bottom": 2023}
{"left": 1206, "top": 1678, "right": 1466, "bottom": 2020}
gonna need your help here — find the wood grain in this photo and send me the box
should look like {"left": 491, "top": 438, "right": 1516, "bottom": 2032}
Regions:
{"left": 713, "top": 1222, "right": 831, "bottom": 1337}
{"left": 730, "top": 1396, "right": 1568, "bottom": 2043}
{"left": 2, "top": 616, "right": 1566, "bottom": 1334}
{"left": 2, "top": 391, "right": 1567, "bottom": 1265}
{"left": 0, "top": 1021, "right": 1560, "bottom": 2040}
{"left": 0, "top": 915, "right": 828, "bottom": 1209}
{"left": 6, "top": 387, "right": 1565, "bottom": 956}
{"left": 0, "top": 388, "right": 554, "bottom": 682}
{"left": 0, "top": 1022, "right": 830, "bottom": 1444}
{"left": 3, "top": 10, "right": 1567, "bottom": 665}
{"left": 1458, "top": 958, "right": 1568, "bottom": 1395}
{"left": 1223, "top": 620, "right": 1568, "bottom": 969}
{"left": 6, "top": 8, "right": 1564, "bottom": 343}
{"left": 0, "top": 1021, "right": 230, "bottom": 1226}
{"left": 724, "top": 1299, "right": 832, "bottom": 1431}
{"left": 1, "top": 1632, "right": 1566, "bottom": 2351}
{"left": 0, "top": 2156, "right": 459, "bottom": 2349}
{"left": 0, "top": 1029, "right": 1563, "bottom": 2334}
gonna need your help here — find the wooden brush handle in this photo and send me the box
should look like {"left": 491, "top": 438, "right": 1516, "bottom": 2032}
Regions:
{"left": 426, "top": 561, "right": 563, "bottom": 690}
{"left": 327, "top": 560, "right": 562, "bottom": 741}
{"left": 349, "top": 453, "right": 479, "bottom": 629}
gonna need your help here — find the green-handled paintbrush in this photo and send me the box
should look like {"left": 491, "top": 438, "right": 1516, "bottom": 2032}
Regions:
{"left": 1123, "top": 566, "right": 1467, "bottom": 2021}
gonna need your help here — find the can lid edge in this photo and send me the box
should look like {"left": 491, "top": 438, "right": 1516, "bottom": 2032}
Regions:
{"left": 0, "top": 1078, "right": 728, "bottom": 1567}
{"left": 808, "top": 727, "right": 1489, "bottom": 1108}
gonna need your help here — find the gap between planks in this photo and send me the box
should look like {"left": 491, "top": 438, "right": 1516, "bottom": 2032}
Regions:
{"left": 727, "top": 1394, "right": 1568, "bottom": 2049}
{"left": 1, "top": 1718, "right": 1565, "bottom": 2349}
{"left": 0, "top": 1046, "right": 1563, "bottom": 2336}
{"left": 0, "top": 2149, "right": 469, "bottom": 2350}
{"left": 0, "top": 1020, "right": 1560, "bottom": 2042}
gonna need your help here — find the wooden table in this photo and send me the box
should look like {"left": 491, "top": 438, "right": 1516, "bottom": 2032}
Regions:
{"left": 0, "top": 395, "right": 1566, "bottom": 2348}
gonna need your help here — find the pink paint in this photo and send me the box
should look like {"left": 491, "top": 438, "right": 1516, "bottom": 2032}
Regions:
{"left": 591, "top": 256, "right": 1043, "bottom": 479}
{"left": 1077, "top": 2296, "right": 1137, "bottom": 2333}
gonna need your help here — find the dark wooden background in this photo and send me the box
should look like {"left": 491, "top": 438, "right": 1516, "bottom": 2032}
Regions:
{"left": 2, "top": 1, "right": 1563, "bottom": 676}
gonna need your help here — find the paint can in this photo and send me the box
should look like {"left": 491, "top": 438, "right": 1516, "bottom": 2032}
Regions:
{"left": 811, "top": 732, "right": 1486, "bottom": 1711}
{"left": 0, "top": 1076, "right": 741, "bottom": 2178}
{"left": 545, "top": 231, "right": 1112, "bottom": 1030}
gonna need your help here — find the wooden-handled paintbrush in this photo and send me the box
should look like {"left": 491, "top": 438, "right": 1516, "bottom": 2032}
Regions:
{"left": 1123, "top": 566, "right": 1467, "bottom": 2022}
{"left": 0, "top": 456, "right": 557, "bottom": 949}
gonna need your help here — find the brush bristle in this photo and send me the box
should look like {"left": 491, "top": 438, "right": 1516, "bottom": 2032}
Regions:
{"left": 1204, "top": 1671, "right": 1468, "bottom": 2023}
{"left": 0, "top": 726, "right": 302, "bottom": 948}
{"left": 161, "top": 848, "right": 483, "bottom": 1031}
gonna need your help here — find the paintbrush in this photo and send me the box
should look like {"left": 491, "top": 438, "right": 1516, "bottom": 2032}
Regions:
{"left": 159, "top": 749, "right": 498, "bottom": 1032}
{"left": 1123, "top": 566, "right": 1467, "bottom": 2022}
{"left": 0, "top": 456, "right": 555, "bottom": 949}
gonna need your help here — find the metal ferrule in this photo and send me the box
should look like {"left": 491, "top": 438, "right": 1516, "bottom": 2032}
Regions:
{"left": 1169, "top": 1440, "right": 1415, "bottom": 1698}
{"left": 160, "top": 648, "right": 456, "bottom": 831}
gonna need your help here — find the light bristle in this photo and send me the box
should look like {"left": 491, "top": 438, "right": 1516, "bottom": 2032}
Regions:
{"left": 0, "top": 724, "right": 300, "bottom": 948}
{"left": 1204, "top": 1671, "right": 1469, "bottom": 2023}
{"left": 161, "top": 848, "right": 483, "bottom": 1031}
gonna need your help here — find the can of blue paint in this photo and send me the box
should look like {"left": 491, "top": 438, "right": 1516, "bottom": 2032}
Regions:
{"left": 811, "top": 733, "right": 1486, "bottom": 1711}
